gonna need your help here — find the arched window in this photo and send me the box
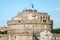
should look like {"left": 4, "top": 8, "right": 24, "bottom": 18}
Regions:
{"left": 40, "top": 16, "right": 42, "bottom": 21}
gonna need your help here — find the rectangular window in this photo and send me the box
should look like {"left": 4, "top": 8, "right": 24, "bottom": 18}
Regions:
{"left": 43, "top": 20, "right": 46, "bottom": 22}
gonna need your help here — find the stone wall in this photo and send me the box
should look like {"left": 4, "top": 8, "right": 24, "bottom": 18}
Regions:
{"left": 0, "top": 34, "right": 7, "bottom": 40}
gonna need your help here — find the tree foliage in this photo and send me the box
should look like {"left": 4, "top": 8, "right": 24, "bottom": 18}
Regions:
{"left": 0, "top": 30, "right": 7, "bottom": 34}
{"left": 53, "top": 28, "right": 60, "bottom": 34}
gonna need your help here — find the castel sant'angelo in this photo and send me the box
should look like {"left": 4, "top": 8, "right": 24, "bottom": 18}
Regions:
{"left": 0, "top": 4, "right": 60, "bottom": 40}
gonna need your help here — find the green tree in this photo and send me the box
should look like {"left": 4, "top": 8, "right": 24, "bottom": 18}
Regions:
{"left": 53, "top": 28, "right": 60, "bottom": 34}
{"left": 0, "top": 30, "right": 7, "bottom": 34}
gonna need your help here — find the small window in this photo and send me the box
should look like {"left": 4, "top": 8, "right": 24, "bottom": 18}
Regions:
{"left": 18, "top": 21, "right": 21, "bottom": 23}
{"left": 48, "top": 17, "right": 50, "bottom": 19}
{"left": 0, "top": 36, "right": 2, "bottom": 38}
{"left": 33, "top": 15, "right": 35, "bottom": 17}
{"left": 15, "top": 36, "right": 16, "bottom": 38}
{"left": 40, "top": 17, "right": 42, "bottom": 21}
{"left": 43, "top": 20, "right": 46, "bottom": 22}
{"left": 43, "top": 16, "right": 45, "bottom": 19}
{"left": 46, "top": 16, "right": 47, "bottom": 19}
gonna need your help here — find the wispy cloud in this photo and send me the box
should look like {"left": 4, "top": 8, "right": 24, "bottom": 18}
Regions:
{"left": 55, "top": 8, "right": 60, "bottom": 12}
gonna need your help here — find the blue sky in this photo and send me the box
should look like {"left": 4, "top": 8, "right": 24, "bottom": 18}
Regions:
{"left": 0, "top": 0, "right": 60, "bottom": 28}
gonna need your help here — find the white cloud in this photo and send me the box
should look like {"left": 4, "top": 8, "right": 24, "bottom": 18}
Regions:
{"left": 55, "top": 8, "right": 60, "bottom": 12}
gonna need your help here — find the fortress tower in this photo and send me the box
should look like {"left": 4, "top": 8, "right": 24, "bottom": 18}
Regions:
{"left": 7, "top": 9, "right": 53, "bottom": 40}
